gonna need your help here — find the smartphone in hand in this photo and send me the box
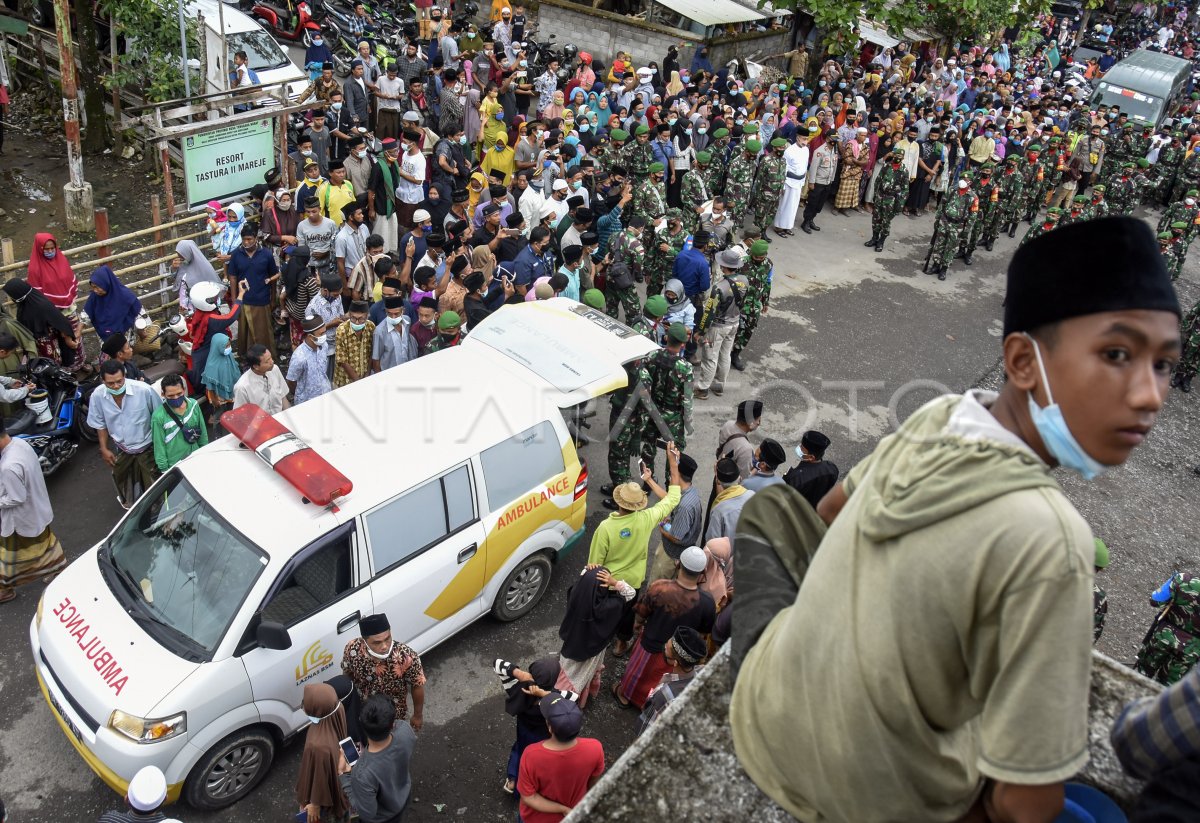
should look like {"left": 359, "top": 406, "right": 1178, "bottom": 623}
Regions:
{"left": 339, "top": 737, "right": 359, "bottom": 767}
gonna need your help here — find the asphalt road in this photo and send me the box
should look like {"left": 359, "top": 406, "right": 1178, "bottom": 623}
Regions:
{"left": 1, "top": 192, "right": 1198, "bottom": 821}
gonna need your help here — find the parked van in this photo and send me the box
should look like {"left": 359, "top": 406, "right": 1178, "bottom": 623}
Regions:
{"left": 30, "top": 299, "right": 656, "bottom": 810}
{"left": 1089, "top": 48, "right": 1192, "bottom": 127}
{"left": 191, "top": 0, "right": 309, "bottom": 100}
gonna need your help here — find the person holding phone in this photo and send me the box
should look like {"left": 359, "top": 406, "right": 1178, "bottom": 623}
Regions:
{"left": 339, "top": 694, "right": 417, "bottom": 823}
{"left": 296, "top": 683, "right": 351, "bottom": 823}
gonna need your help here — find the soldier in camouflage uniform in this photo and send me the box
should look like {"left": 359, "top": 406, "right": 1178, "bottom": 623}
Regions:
{"left": 751, "top": 138, "right": 788, "bottom": 236}
{"left": 925, "top": 178, "right": 977, "bottom": 281}
{"left": 706, "top": 128, "right": 732, "bottom": 195}
{"left": 1171, "top": 297, "right": 1200, "bottom": 392}
{"left": 629, "top": 161, "right": 669, "bottom": 226}
{"left": 1020, "top": 206, "right": 1062, "bottom": 246}
{"left": 1020, "top": 144, "right": 1046, "bottom": 223}
{"left": 606, "top": 217, "right": 647, "bottom": 321}
{"left": 866, "top": 146, "right": 909, "bottom": 252}
{"left": 1059, "top": 195, "right": 1091, "bottom": 228}
{"left": 1158, "top": 230, "right": 1184, "bottom": 282}
{"left": 998, "top": 154, "right": 1027, "bottom": 238}
{"left": 1093, "top": 538, "right": 1110, "bottom": 644}
{"left": 623, "top": 124, "right": 655, "bottom": 185}
{"left": 681, "top": 152, "right": 712, "bottom": 234}
{"left": 960, "top": 162, "right": 1000, "bottom": 262}
{"left": 645, "top": 209, "right": 688, "bottom": 297}
{"left": 1086, "top": 185, "right": 1108, "bottom": 220}
{"left": 732, "top": 238, "right": 772, "bottom": 371}
{"left": 1172, "top": 144, "right": 1200, "bottom": 205}
{"left": 725, "top": 139, "right": 761, "bottom": 232}
{"left": 1155, "top": 133, "right": 1185, "bottom": 206}
{"left": 600, "top": 129, "right": 629, "bottom": 177}
{"left": 1104, "top": 162, "right": 1138, "bottom": 215}
{"left": 1170, "top": 219, "right": 1194, "bottom": 262}
{"left": 1135, "top": 572, "right": 1200, "bottom": 686}
{"left": 1157, "top": 188, "right": 1200, "bottom": 236}
{"left": 640, "top": 323, "right": 693, "bottom": 479}
{"left": 602, "top": 359, "right": 653, "bottom": 497}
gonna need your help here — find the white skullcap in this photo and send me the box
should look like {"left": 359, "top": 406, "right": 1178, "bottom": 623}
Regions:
{"left": 127, "top": 766, "right": 168, "bottom": 812}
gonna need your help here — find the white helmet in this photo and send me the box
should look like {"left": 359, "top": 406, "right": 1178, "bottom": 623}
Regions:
{"left": 189, "top": 281, "right": 226, "bottom": 312}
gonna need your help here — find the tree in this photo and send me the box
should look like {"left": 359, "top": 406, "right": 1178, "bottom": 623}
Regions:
{"left": 98, "top": 0, "right": 198, "bottom": 103}
{"left": 74, "top": 0, "right": 109, "bottom": 152}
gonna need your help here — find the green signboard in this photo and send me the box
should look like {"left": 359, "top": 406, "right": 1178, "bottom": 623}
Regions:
{"left": 183, "top": 118, "right": 275, "bottom": 208}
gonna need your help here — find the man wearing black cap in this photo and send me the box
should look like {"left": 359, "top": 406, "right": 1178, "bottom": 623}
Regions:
{"left": 228, "top": 223, "right": 280, "bottom": 358}
{"left": 561, "top": 207, "right": 593, "bottom": 252}
{"left": 342, "top": 613, "right": 426, "bottom": 733}
{"left": 497, "top": 212, "right": 527, "bottom": 262}
{"left": 101, "top": 333, "right": 144, "bottom": 382}
{"left": 558, "top": 245, "right": 585, "bottom": 300}
{"left": 367, "top": 138, "right": 403, "bottom": 251}
{"left": 286, "top": 315, "right": 333, "bottom": 405}
{"left": 471, "top": 201, "right": 504, "bottom": 250}
{"left": 743, "top": 438, "right": 787, "bottom": 492}
{"left": 648, "top": 451, "right": 702, "bottom": 579}
{"left": 370, "top": 292, "right": 418, "bottom": 372}
{"left": 336, "top": 197, "right": 370, "bottom": 305}
{"left": 732, "top": 217, "right": 1182, "bottom": 823}
{"left": 781, "top": 430, "right": 839, "bottom": 509}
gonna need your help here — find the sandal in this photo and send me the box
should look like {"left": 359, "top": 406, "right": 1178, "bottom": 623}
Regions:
{"left": 0, "top": 589, "right": 15, "bottom": 604}
{"left": 610, "top": 640, "right": 629, "bottom": 659}
{"left": 502, "top": 778, "right": 515, "bottom": 795}
{"left": 610, "top": 682, "right": 634, "bottom": 709}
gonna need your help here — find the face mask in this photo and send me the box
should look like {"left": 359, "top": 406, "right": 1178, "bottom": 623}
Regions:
{"left": 1024, "top": 335, "right": 1107, "bottom": 480}
{"left": 331, "top": 102, "right": 342, "bottom": 111}
{"left": 579, "top": 123, "right": 590, "bottom": 133}
{"left": 520, "top": 59, "right": 528, "bottom": 67}
{"left": 698, "top": 128, "right": 707, "bottom": 135}
{"left": 313, "top": 336, "right": 327, "bottom": 350}
{"left": 1101, "top": 129, "right": 1109, "bottom": 136}
{"left": 350, "top": 321, "right": 367, "bottom": 332}
{"left": 42, "top": 249, "right": 55, "bottom": 259}
{"left": 496, "top": 111, "right": 504, "bottom": 121}
{"left": 313, "top": 38, "right": 322, "bottom": 45}
{"left": 422, "top": 224, "right": 433, "bottom": 232}
{"left": 300, "top": 148, "right": 313, "bottom": 157}
{"left": 735, "top": 117, "right": 745, "bottom": 125}
{"left": 223, "top": 346, "right": 233, "bottom": 356}
{"left": 166, "top": 396, "right": 186, "bottom": 408}
{"left": 571, "top": 180, "right": 581, "bottom": 190}
{"left": 985, "top": 131, "right": 993, "bottom": 138}
{"left": 106, "top": 384, "right": 126, "bottom": 396}
{"left": 420, "top": 316, "right": 435, "bottom": 328}
{"left": 366, "top": 641, "right": 393, "bottom": 660}
{"left": 838, "top": 83, "right": 847, "bottom": 89}
{"left": 356, "top": 149, "right": 367, "bottom": 158}
{"left": 668, "top": 118, "right": 677, "bottom": 126}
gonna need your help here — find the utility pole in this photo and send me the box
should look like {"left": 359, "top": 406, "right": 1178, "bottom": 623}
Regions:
{"left": 52, "top": 0, "right": 94, "bottom": 232}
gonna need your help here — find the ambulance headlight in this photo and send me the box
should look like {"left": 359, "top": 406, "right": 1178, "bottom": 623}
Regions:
{"left": 109, "top": 710, "right": 187, "bottom": 743}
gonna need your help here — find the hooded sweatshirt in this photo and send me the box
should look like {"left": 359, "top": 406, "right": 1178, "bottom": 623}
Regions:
{"left": 731, "top": 390, "right": 1095, "bottom": 823}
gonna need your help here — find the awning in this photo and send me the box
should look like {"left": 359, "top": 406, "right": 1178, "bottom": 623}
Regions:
{"left": 655, "top": 0, "right": 768, "bottom": 27}
{"left": 858, "top": 19, "right": 900, "bottom": 49}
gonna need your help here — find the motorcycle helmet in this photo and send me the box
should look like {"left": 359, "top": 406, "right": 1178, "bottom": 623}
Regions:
{"left": 190, "top": 281, "right": 226, "bottom": 312}
{"left": 578, "top": 51, "right": 592, "bottom": 65}
{"left": 556, "top": 67, "right": 569, "bottom": 84}
{"left": 166, "top": 313, "right": 188, "bottom": 336}
{"left": 562, "top": 43, "right": 578, "bottom": 62}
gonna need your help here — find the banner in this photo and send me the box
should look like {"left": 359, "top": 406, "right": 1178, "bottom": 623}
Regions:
{"left": 183, "top": 119, "right": 275, "bottom": 208}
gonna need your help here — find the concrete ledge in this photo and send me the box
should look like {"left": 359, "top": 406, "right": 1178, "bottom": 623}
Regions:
{"left": 567, "top": 644, "right": 1162, "bottom": 821}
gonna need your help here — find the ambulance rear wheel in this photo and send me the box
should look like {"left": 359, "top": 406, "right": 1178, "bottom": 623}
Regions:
{"left": 184, "top": 728, "right": 275, "bottom": 810}
{"left": 492, "top": 552, "right": 552, "bottom": 622}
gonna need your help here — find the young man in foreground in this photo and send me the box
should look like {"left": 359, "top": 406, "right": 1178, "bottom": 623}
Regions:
{"left": 730, "top": 216, "right": 1182, "bottom": 823}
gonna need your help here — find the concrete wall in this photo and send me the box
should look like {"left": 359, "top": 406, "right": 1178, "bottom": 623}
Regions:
{"left": 565, "top": 644, "right": 1162, "bottom": 821}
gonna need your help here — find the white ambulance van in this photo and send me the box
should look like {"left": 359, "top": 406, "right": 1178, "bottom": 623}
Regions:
{"left": 30, "top": 299, "right": 655, "bottom": 809}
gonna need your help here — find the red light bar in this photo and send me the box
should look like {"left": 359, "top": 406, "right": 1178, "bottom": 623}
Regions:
{"left": 220, "top": 404, "right": 353, "bottom": 506}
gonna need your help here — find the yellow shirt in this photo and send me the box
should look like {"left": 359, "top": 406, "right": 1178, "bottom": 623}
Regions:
{"left": 315, "top": 180, "right": 357, "bottom": 226}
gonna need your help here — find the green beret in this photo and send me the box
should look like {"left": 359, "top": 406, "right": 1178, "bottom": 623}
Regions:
{"left": 890, "top": 146, "right": 904, "bottom": 155}
{"left": 582, "top": 288, "right": 605, "bottom": 310}
{"left": 1072, "top": 195, "right": 1090, "bottom": 203}
{"left": 1049, "top": 135, "right": 1062, "bottom": 142}
{"left": 1171, "top": 221, "right": 1187, "bottom": 230}
{"left": 1192, "top": 92, "right": 1200, "bottom": 100}
{"left": 635, "top": 125, "right": 650, "bottom": 136}
{"left": 1158, "top": 230, "right": 1173, "bottom": 240}
{"left": 745, "top": 139, "right": 762, "bottom": 153}
{"left": 770, "top": 137, "right": 787, "bottom": 148}
{"left": 1187, "top": 189, "right": 1198, "bottom": 197}
{"left": 749, "top": 239, "right": 769, "bottom": 256}
{"left": 665, "top": 207, "right": 682, "bottom": 221}
{"left": 1093, "top": 185, "right": 1106, "bottom": 192}
{"left": 982, "top": 161, "right": 996, "bottom": 169}
{"left": 742, "top": 123, "right": 759, "bottom": 135}
{"left": 1173, "top": 131, "right": 1184, "bottom": 138}
{"left": 649, "top": 161, "right": 665, "bottom": 173}
{"left": 1094, "top": 538, "right": 1110, "bottom": 569}
{"left": 1121, "top": 161, "right": 1135, "bottom": 168}
{"left": 644, "top": 294, "right": 668, "bottom": 317}
{"left": 1046, "top": 207, "right": 1063, "bottom": 215}
{"left": 438, "top": 310, "right": 461, "bottom": 329}
{"left": 609, "top": 128, "right": 628, "bottom": 141}
{"left": 1122, "top": 122, "right": 1133, "bottom": 129}
{"left": 666, "top": 322, "right": 688, "bottom": 343}
{"left": 696, "top": 150, "right": 712, "bottom": 164}
{"left": 712, "top": 128, "right": 729, "bottom": 139}
{"left": 1137, "top": 158, "right": 1150, "bottom": 168}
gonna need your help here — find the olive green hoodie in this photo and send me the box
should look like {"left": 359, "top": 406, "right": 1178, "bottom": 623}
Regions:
{"left": 731, "top": 391, "right": 1095, "bottom": 823}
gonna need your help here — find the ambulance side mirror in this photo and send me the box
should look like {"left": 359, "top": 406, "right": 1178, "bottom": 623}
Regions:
{"left": 256, "top": 621, "right": 293, "bottom": 651}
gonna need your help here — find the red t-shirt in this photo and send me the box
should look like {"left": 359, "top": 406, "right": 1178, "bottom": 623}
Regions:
{"left": 517, "top": 738, "right": 605, "bottom": 823}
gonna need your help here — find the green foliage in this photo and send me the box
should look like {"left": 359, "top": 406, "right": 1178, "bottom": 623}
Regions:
{"left": 98, "top": 0, "right": 199, "bottom": 102}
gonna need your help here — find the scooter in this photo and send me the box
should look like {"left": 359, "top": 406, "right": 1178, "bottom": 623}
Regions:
{"left": 4, "top": 358, "right": 82, "bottom": 476}
{"left": 243, "top": 0, "right": 325, "bottom": 46}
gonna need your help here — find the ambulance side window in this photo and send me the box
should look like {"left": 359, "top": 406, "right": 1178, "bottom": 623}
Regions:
{"left": 260, "top": 535, "right": 354, "bottom": 627}
{"left": 479, "top": 420, "right": 565, "bottom": 511}
{"left": 366, "top": 465, "right": 476, "bottom": 573}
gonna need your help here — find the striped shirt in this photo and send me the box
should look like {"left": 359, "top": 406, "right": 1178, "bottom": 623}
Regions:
{"left": 1110, "top": 665, "right": 1198, "bottom": 781}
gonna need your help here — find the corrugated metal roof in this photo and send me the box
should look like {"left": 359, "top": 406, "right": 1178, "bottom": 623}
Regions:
{"left": 858, "top": 19, "right": 900, "bottom": 49}
{"left": 655, "top": 0, "right": 768, "bottom": 27}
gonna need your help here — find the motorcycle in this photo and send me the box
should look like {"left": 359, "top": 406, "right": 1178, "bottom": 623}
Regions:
{"left": 242, "top": 0, "right": 324, "bottom": 45}
{"left": 5, "top": 358, "right": 82, "bottom": 476}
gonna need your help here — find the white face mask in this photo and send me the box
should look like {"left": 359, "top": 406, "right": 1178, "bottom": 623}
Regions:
{"left": 366, "top": 641, "right": 393, "bottom": 660}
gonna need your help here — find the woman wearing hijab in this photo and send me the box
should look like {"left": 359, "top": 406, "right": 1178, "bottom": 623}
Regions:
{"left": 463, "top": 87, "right": 482, "bottom": 149}
{"left": 481, "top": 131, "right": 516, "bottom": 184}
{"left": 216, "top": 202, "right": 247, "bottom": 265}
{"left": 494, "top": 654, "right": 574, "bottom": 795}
{"left": 186, "top": 282, "right": 243, "bottom": 393}
{"left": 295, "top": 683, "right": 351, "bottom": 823}
{"left": 172, "top": 239, "right": 222, "bottom": 314}
{"left": 282, "top": 247, "right": 321, "bottom": 349}
{"left": 557, "top": 566, "right": 634, "bottom": 707}
{"left": 83, "top": 266, "right": 142, "bottom": 342}
{"left": 26, "top": 232, "right": 84, "bottom": 371}
{"left": 201, "top": 332, "right": 239, "bottom": 419}
{"left": 260, "top": 188, "right": 300, "bottom": 255}
{"left": 467, "top": 170, "right": 488, "bottom": 220}
{"left": 324, "top": 675, "right": 365, "bottom": 747}
{"left": 479, "top": 83, "right": 507, "bottom": 155}
{"left": 2, "top": 279, "right": 79, "bottom": 366}
{"left": 665, "top": 70, "right": 685, "bottom": 98}
{"left": 541, "top": 89, "right": 566, "bottom": 121}
{"left": 304, "top": 35, "right": 334, "bottom": 79}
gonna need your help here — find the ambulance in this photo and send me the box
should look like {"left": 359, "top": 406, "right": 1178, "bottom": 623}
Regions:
{"left": 30, "top": 299, "right": 656, "bottom": 809}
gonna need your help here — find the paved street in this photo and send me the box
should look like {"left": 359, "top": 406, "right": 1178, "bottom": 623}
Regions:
{"left": 1, "top": 200, "right": 1198, "bottom": 822}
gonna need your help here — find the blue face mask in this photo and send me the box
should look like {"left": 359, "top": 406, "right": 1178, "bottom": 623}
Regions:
{"left": 223, "top": 346, "right": 233, "bottom": 356}
{"left": 167, "top": 396, "right": 186, "bottom": 408}
{"left": 106, "top": 384, "right": 126, "bottom": 396}
{"left": 1024, "top": 334, "right": 1108, "bottom": 480}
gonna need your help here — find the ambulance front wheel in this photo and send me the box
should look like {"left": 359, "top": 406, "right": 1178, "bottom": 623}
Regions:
{"left": 492, "top": 552, "right": 553, "bottom": 622}
{"left": 184, "top": 727, "right": 276, "bottom": 810}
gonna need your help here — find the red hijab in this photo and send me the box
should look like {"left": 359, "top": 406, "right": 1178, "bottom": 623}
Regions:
{"left": 27, "top": 232, "right": 77, "bottom": 310}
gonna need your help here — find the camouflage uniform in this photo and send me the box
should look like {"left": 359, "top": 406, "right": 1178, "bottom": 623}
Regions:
{"left": 1172, "top": 298, "right": 1200, "bottom": 390}
{"left": 1172, "top": 149, "right": 1200, "bottom": 205}
{"left": 1105, "top": 167, "right": 1138, "bottom": 215}
{"left": 645, "top": 220, "right": 688, "bottom": 297}
{"left": 630, "top": 168, "right": 669, "bottom": 225}
{"left": 998, "top": 160, "right": 1026, "bottom": 237}
{"left": 706, "top": 134, "right": 732, "bottom": 194}
{"left": 1135, "top": 573, "right": 1200, "bottom": 686}
{"left": 1155, "top": 140, "right": 1185, "bottom": 204}
{"left": 607, "top": 362, "right": 652, "bottom": 485}
{"left": 606, "top": 229, "right": 645, "bottom": 321}
{"left": 1164, "top": 235, "right": 1186, "bottom": 281}
{"left": 680, "top": 165, "right": 712, "bottom": 233}
{"left": 1020, "top": 211, "right": 1060, "bottom": 246}
{"left": 724, "top": 149, "right": 759, "bottom": 222}
{"left": 1058, "top": 197, "right": 1091, "bottom": 228}
{"left": 1132, "top": 160, "right": 1156, "bottom": 206}
{"left": 870, "top": 157, "right": 909, "bottom": 248}
{"left": 622, "top": 137, "right": 656, "bottom": 182}
{"left": 735, "top": 250, "right": 772, "bottom": 352}
{"left": 926, "top": 186, "right": 978, "bottom": 277}
{"left": 1094, "top": 585, "right": 1108, "bottom": 643}
{"left": 1157, "top": 196, "right": 1200, "bottom": 237}
{"left": 1020, "top": 152, "right": 1046, "bottom": 222}
{"left": 962, "top": 167, "right": 1000, "bottom": 258}
{"left": 1086, "top": 187, "right": 1108, "bottom": 220}
{"left": 599, "top": 139, "right": 628, "bottom": 177}
{"left": 640, "top": 347, "right": 693, "bottom": 473}
{"left": 752, "top": 145, "right": 787, "bottom": 234}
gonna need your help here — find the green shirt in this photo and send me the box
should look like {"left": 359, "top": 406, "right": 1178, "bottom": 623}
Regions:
{"left": 151, "top": 398, "right": 209, "bottom": 472}
{"left": 587, "top": 484, "right": 681, "bottom": 589}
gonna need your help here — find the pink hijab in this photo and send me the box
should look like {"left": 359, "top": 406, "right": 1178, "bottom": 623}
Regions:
{"left": 701, "top": 537, "right": 732, "bottom": 608}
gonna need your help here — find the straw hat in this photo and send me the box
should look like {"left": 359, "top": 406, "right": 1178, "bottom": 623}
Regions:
{"left": 612, "top": 482, "right": 648, "bottom": 511}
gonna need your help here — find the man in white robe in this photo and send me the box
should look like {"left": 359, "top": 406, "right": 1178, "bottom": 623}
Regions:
{"left": 774, "top": 132, "right": 812, "bottom": 235}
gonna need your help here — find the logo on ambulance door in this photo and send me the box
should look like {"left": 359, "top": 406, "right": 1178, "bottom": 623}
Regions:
{"left": 295, "top": 641, "right": 335, "bottom": 684}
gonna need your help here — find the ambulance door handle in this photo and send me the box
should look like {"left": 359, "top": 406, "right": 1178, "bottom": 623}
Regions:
{"left": 457, "top": 544, "right": 478, "bottom": 564}
{"left": 337, "top": 610, "right": 361, "bottom": 634}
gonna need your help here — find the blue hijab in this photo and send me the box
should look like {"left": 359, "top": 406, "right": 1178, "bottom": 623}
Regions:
{"left": 218, "top": 203, "right": 246, "bottom": 256}
{"left": 201, "top": 332, "right": 240, "bottom": 400}
{"left": 83, "top": 265, "right": 142, "bottom": 339}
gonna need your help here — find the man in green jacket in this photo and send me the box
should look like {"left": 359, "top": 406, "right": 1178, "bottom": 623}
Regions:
{"left": 150, "top": 374, "right": 209, "bottom": 472}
